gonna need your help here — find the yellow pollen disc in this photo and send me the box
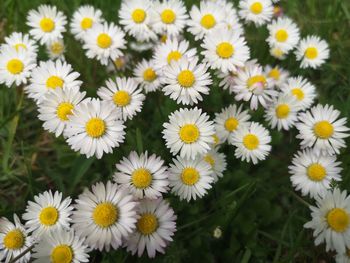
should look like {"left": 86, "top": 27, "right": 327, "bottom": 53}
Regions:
{"left": 93, "top": 202, "right": 118, "bottom": 228}
{"left": 46, "top": 76, "right": 64, "bottom": 89}
{"left": 200, "top": 14, "right": 216, "bottom": 29}
{"left": 275, "top": 29, "right": 288, "bottom": 42}
{"left": 161, "top": 9, "right": 176, "bottom": 24}
{"left": 40, "top": 17, "right": 55, "bottom": 32}
{"left": 97, "top": 33, "right": 112, "bottom": 49}
{"left": 6, "top": 59, "right": 24, "bottom": 74}
{"left": 243, "top": 134, "right": 259, "bottom": 150}
{"left": 3, "top": 229, "right": 24, "bottom": 250}
{"left": 216, "top": 42, "right": 234, "bottom": 59}
{"left": 51, "top": 245, "right": 73, "bottom": 263}
{"left": 213, "top": 134, "right": 220, "bottom": 145}
{"left": 250, "top": 2, "right": 263, "bottom": 14}
{"left": 327, "top": 208, "right": 350, "bottom": 233}
{"left": 167, "top": 51, "right": 182, "bottom": 64}
{"left": 160, "top": 34, "right": 168, "bottom": 43}
{"left": 247, "top": 75, "right": 267, "bottom": 88}
{"left": 313, "top": 121, "right": 334, "bottom": 139}
{"left": 114, "top": 58, "right": 125, "bottom": 69}
{"left": 85, "top": 118, "right": 106, "bottom": 138}
{"left": 132, "top": 9, "right": 146, "bottom": 23}
{"left": 13, "top": 43, "right": 27, "bottom": 51}
{"left": 224, "top": 117, "right": 239, "bottom": 132}
{"left": 307, "top": 163, "right": 326, "bottom": 181}
{"left": 275, "top": 104, "right": 290, "bottom": 119}
{"left": 291, "top": 88, "right": 304, "bottom": 101}
{"left": 81, "top": 17, "right": 93, "bottom": 30}
{"left": 177, "top": 70, "right": 195, "bottom": 88}
{"left": 39, "top": 206, "right": 59, "bottom": 226}
{"left": 274, "top": 6, "right": 281, "bottom": 15}
{"left": 268, "top": 68, "right": 280, "bottom": 80}
{"left": 137, "top": 213, "right": 158, "bottom": 235}
{"left": 179, "top": 124, "right": 200, "bottom": 144}
{"left": 132, "top": 168, "right": 152, "bottom": 189}
{"left": 57, "top": 102, "right": 74, "bottom": 121}
{"left": 204, "top": 154, "right": 215, "bottom": 167}
{"left": 181, "top": 167, "right": 200, "bottom": 186}
{"left": 304, "top": 47, "right": 318, "bottom": 59}
{"left": 143, "top": 68, "right": 157, "bottom": 82}
{"left": 272, "top": 47, "right": 284, "bottom": 58}
{"left": 50, "top": 42, "right": 64, "bottom": 55}
{"left": 113, "top": 90, "right": 131, "bottom": 107}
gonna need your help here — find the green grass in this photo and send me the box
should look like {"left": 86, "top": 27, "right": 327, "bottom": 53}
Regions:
{"left": 1, "top": 0, "right": 350, "bottom": 262}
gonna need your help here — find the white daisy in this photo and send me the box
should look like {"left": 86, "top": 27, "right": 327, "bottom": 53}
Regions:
{"left": 45, "top": 38, "right": 65, "bottom": 60}
{"left": 107, "top": 54, "right": 131, "bottom": 73}
{"left": 214, "top": 104, "right": 251, "bottom": 144}
{"left": 64, "top": 99, "right": 126, "bottom": 159}
{"left": 169, "top": 155, "right": 214, "bottom": 201}
{"left": 32, "top": 229, "right": 89, "bottom": 263}
{"left": 217, "top": 70, "right": 239, "bottom": 93}
{"left": 162, "top": 107, "right": 215, "bottom": 160}
{"left": 2, "top": 32, "right": 38, "bottom": 57}
{"left": 22, "top": 190, "right": 73, "bottom": 238}
{"left": 133, "top": 59, "right": 162, "bottom": 93}
{"left": 97, "top": 77, "right": 145, "bottom": 121}
{"left": 71, "top": 181, "right": 138, "bottom": 252}
{"left": 238, "top": 0, "right": 273, "bottom": 26}
{"left": 295, "top": 35, "right": 330, "bottom": 69}
{"left": 0, "top": 214, "right": 34, "bottom": 263}
{"left": 201, "top": 28, "right": 250, "bottom": 73}
{"left": 289, "top": 149, "right": 342, "bottom": 199}
{"left": 83, "top": 22, "right": 126, "bottom": 65}
{"left": 304, "top": 188, "right": 350, "bottom": 253}
{"left": 202, "top": 147, "right": 227, "bottom": 182}
{"left": 26, "top": 5, "right": 67, "bottom": 45}
{"left": 296, "top": 104, "right": 350, "bottom": 155}
{"left": 38, "top": 87, "right": 86, "bottom": 137}
{"left": 264, "top": 65, "right": 289, "bottom": 88}
{"left": 270, "top": 45, "right": 287, "bottom": 60}
{"left": 26, "top": 60, "right": 82, "bottom": 104}
{"left": 231, "top": 121, "right": 272, "bottom": 164}
{"left": 125, "top": 198, "right": 177, "bottom": 258}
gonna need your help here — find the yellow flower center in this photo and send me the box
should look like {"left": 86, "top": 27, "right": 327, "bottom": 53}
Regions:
{"left": 313, "top": 121, "right": 334, "bottom": 139}
{"left": 3, "top": 229, "right": 24, "bottom": 250}
{"left": 275, "top": 29, "right": 288, "bottom": 42}
{"left": 247, "top": 75, "right": 267, "bottom": 88}
{"left": 132, "top": 168, "right": 152, "bottom": 189}
{"left": 216, "top": 42, "right": 234, "bottom": 59}
{"left": 161, "top": 9, "right": 176, "bottom": 24}
{"left": 243, "top": 134, "right": 259, "bottom": 150}
{"left": 167, "top": 51, "right": 182, "bottom": 64}
{"left": 13, "top": 43, "right": 27, "bottom": 51}
{"left": 213, "top": 134, "right": 220, "bottom": 145}
{"left": 6, "top": 59, "right": 24, "bottom": 74}
{"left": 85, "top": 118, "right": 106, "bottom": 138}
{"left": 160, "top": 34, "right": 168, "bottom": 43}
{"left": 177, "top": 70, "right": 195, "bottom": 88}
{"left": 224, "top": 117, "right": 239, "bottom": 132}
{"left": 93, "top": 202, "right": 118, "bottom": 228}
{"left": 291, "top": 88, "right": 304, "bottom": 101}
{"left": 307, "top": 163, "right": 326, "bottom": 181}
{"left": 305, "top": 47, "right": 318, "bottom": 60}
{"left": 46, "top": 76, "right": 64, "bottom": 89}
{"left": 181, "top": 167, "right": 200, "bottom": 185}
{"left": 268, "top": 68, "right": 280, "bottom": 80}
{"left": 113, "top": 90, "right": 131, "bottom": 107}
{"left": 51, "top": 245, "right": 73, "bottom": 263}
{"left": 143, "top": 68, "right": 157, "bottom": 82}
{"left": 327, "top": 208, "right": 349, "bottom": 233}
{"left": 275, "top": 104, "right": 290, "bottom": 119}
{"left": 56, "top": 102, "right": 74, "bottom": 121}
{"left": 137, "top": 213, "right": 158, "bottom": 235}
{"left": 39, "top": 206, "right": 59, "bottom": 226}
{"left": 50, "top": 42, "right": 64, "bottom": 55}
{"left": 204, "top": 154, "right": 215, "bottom": 167}
{"left": 97, "top": 33, "right": 112, "bottom": 49}
{"left": 271, "top": 47, "right": 284, "bottom": 58}
{"left": 179, "top": 124, "right": 200, "bottom": 144}
{"left": 114, "top": 57, "right": 125, "bottom": 69}
{"left": 200, "top": 14, "right": 216, "bottom": 29}
{"left": 40, "top": 17, "right": 55, "bottom": 32}
{"left": 250, "top": 2, "right": 263, "bottom": 14}
{"left": 132, "top": 9, "right": 146, "bottom": 23}
{"left": 80, "top": 17, "right": 93, "bottom": 30}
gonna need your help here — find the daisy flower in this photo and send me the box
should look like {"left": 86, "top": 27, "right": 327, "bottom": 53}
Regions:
{"left": 22, "top": 190, "right": 73, "bottom": 237}
{"left": 134, "top": 59, "right": 162, "bottom": 93}
{"left": 0, "top": 46, "right": 36, "bottom": 88}
{"left": 70, "top": 5, "right": 103, "bottom": 41}
{"left": 125, "top": 198, "right": 177, "bottom": 258}
{"left": 270, "top": 45, "right": 287, "bottom": 60}
{"left": 32, "top": 229, "right": 89, "bottom": 263}
{"left": 280, "top": 76, "right": 316, "bottom": 111}
{"left": 2, "top": 32, "right": 38, "bottom": 56}
{"left": 119, "top": 0, "right": 157, "bottom": 42}
{"left": 26, "top": 60, "right": 82, "bottom": 104}
{"left": 217, "top": 70, "right": 239, "bottom": 93}
{"left": 201, "top": 28, "right": 250, "bottom": 73}
{"left": 0, "top": 214, "right": 34, "bottom": 263}
{"left": 296, "top": 104, "right": 350, "bottom": 155}
{"left": 38, "top": 87, "right": 86, "bottom": 137}
{"left": 238, "top": 0, "right": 273, "bottom": 26}
{"left": 45, "top": 38, "right": 65, "bottom": 60}
{"left": 202, "top": 147, "right": 227, "bottom": 182}
{"left": 113, "top": 151, "right": 169, "bottom": 199}
{"left": 26, "top": 5, "right": 67, "bottom": 45}
{"left": 72, "top": 181, "right": 138, "bottom": 251}
{"left": 162, "top": 57, "right": 212, "bottom": 105}
{"left": 169, "top": 155, "right": 214, "bottom": 201}
{"left": 64, "top": 99, "right": 126, "bottom": 159}
{"left": 289, "top": 149, "right": 342, "bottom": 199}
{"left": 107, "top": 54, "right": 131, "bottom": 73}
{"left": 162, "top": 107, "right": 215, "bottom": 160}
{"left": 231, "top": 121, "right": 272, "bottom": 164}
{"left": 304, "top": 188, "right": 350, "bottom": 253}
{"left": 83, "top": 22, "right": 126, "bottom": 65}
{"left": 214, "top": 104, "right": 251, "bottom": 144}
{"left": 97, "top": 77, "right": 145, "bottom": 121}
{"left": 295, "top": 35, "right": 330, "bottom": 69}
{"left": 264, "top": 65, "right": 289, "bottom": 88}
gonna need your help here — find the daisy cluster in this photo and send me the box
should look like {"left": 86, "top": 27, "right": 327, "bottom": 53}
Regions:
{"left": 0, "top": 0, "right": 348, "bottom": 262}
